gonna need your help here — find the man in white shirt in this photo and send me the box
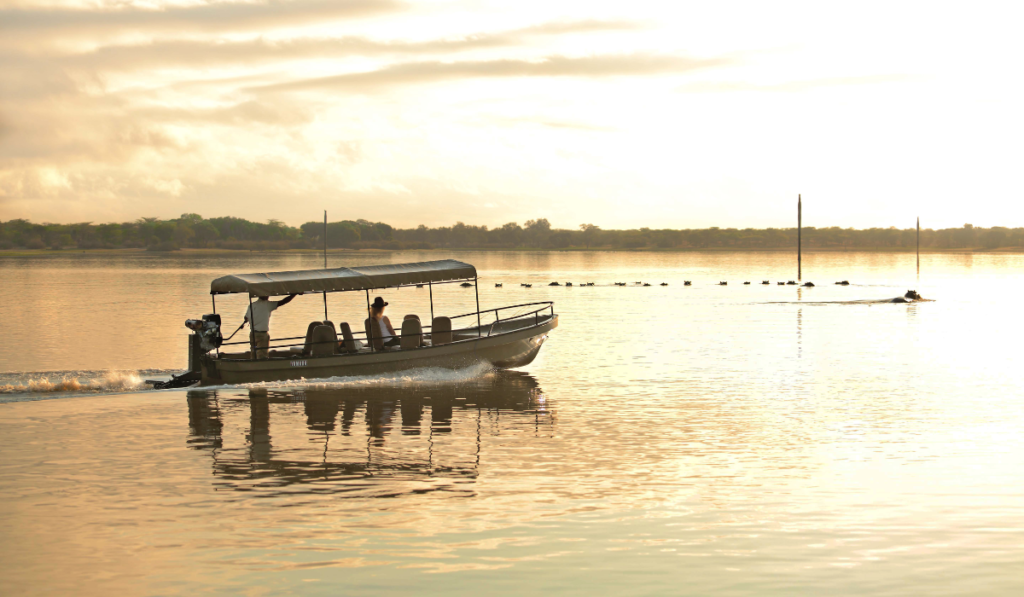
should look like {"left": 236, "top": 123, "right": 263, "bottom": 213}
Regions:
{"left": 245, "top": 294, "right": 297, "bottom": 358}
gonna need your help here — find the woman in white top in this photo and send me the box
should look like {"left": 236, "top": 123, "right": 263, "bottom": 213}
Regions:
{"left": 369, "top": 296, "right": 400, "bottom": 347}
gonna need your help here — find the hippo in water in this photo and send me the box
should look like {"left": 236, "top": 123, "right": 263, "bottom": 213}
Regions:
{"left": 891, "top": 290, "right": 924, "bottom": 303}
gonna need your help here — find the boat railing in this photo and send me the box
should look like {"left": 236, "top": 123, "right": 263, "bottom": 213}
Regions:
{"left": 214, "top": 302, "right": 554, "bottom": 359}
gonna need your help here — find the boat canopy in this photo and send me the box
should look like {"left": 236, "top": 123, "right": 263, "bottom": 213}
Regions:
{"left": 210, "top": 259, "right": 477, "bottom": 296}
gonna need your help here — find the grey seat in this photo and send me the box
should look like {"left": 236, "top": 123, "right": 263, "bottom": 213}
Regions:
{"left": 310, "top": 325, "right": 337, "bottom": 357}
{"left": 322, "top": 320, "right": 339, "bottom": 353}
{"left": 400, "top": 318, "right": 422, "bottom": 350}
{"left": 338, "top": 322, "right": 357, "bottom": 353}
{"left": 302, "top": 321, "right": 321, "bottom": 356}
{"left": 364, "top": 318, "right": 384, "bottom": 351}
{"left": 431, "top": 316, "right": 452, "bottom": 346}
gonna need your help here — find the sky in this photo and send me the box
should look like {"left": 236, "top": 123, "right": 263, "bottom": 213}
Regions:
{"left": 1, "top": 0, "right": 1022, "bottom": 230}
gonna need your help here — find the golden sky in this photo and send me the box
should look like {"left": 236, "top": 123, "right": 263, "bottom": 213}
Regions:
{"left": 1, "top": 0, "right": 1022, "bottom": 229}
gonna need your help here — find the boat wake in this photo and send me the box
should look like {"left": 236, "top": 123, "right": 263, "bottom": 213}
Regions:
{"left": 199, "top": 361, "right": 497, "bottom": 393}
{"left": 0, "top": 369, "right": 173, "bottom": 402}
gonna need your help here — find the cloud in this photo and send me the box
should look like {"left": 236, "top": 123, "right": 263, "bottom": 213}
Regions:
{"left": 29, "top": 19, "right": 646, "bottom": 72}
{"left": 0, "top": 0, "right": 403, "bottom": 38}
{"left": 137, "top": 100, "right": 315, "bottom": 126}
{"left": 257, "top": 53, "right": 727, "bottom": 92}
{"left": 677, "top": 74, "right": 913, "bottom": 93}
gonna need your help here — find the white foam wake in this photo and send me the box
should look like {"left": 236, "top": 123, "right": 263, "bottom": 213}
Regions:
{"left": 200, "top": 362, "right": 495, "bottom": 392}
{"left": 0, "top": 370, "right": 149, "bottom": 396}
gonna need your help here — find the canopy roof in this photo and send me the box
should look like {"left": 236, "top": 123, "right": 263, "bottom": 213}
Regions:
{"left": 210, "top": 259, "right": 477, "bottom": 296}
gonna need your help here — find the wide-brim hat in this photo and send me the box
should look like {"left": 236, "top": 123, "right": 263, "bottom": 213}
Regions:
{"left": 371, "top": 297, "right": 388, "bottom": 309}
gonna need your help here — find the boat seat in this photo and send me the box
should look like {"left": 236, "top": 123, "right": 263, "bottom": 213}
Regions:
{"left": 338, "top": 322, "right": 358, "bottom": 353}
{"left": 302, "top": 321, "right": 320, "bottom": 356}
{"left": 404, "top": 314, "right": 420, "bottom": 322}
{"left": 322, "top": 320, "right": 339, "bottom": 353}
{"left": 431, "top": 316, "right": 452, "bottom": 346}
{"left": 310, "top": 325, "right": 337, "bottom": 357}
{"left": 400, "top": 317, "right": 422, "bottom": 350}
{"left": 364, "top": 318, "right": 384, "bottom": 351}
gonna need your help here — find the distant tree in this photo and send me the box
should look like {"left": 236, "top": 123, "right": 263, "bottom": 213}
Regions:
{"left": 179, "top": 213, "right": 203, "bottom": 226}
{"left": 579, "top": 223, "right": 600, "bottom": 248}
{"left": 525, "top": 218, "right": 552, "bottom": 246}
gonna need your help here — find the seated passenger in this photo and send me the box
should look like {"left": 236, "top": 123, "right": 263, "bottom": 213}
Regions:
{"left": 369, "top": 296, "right": 400, "bottom": 348}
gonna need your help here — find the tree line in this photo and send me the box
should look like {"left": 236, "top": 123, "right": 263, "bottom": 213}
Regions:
{"left": 1, "top": 215, "right": 1021, "bottom": 251}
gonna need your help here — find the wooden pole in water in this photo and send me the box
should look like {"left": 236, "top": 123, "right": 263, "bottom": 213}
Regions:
{"left": 916, "top": 216, "right": 920, "bottom": 272}
{"left": 797, "top": 194, "right": 802, "bottom": 281}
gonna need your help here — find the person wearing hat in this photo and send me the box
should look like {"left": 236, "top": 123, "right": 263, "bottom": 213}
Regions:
{"left": 244, "top": 293, "right": 297, "bottom": 358}
{"left": 369, "top": 296, "right": 400, "bottom": 347}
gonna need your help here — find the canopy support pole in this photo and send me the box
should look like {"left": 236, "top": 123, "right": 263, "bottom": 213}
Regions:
{"left": 211, "top": 295, "right": 218, "bottom": 357}
{"left": 429, "top": 282, "right": 434, "bottom": 324}
{"left": 474, "top": 277, "right": 481, "bottom": 337}
{"left": 323, "top": 291, "right": 328, "bottom": 322}
{"left": 365, "top": 289, "right": 374, "bottom": 352}
{"left": 247, "top": 294, "right": 255, "bottom": 361}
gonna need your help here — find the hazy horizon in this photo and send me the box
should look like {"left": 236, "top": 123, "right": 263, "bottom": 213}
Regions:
{"left": 2, "top": 1, "right": 1022, "bottom": 230}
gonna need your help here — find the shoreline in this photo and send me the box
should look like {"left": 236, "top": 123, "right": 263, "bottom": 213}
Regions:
{"left": 3, "top": 246, "right": 1024, "bottom": 257}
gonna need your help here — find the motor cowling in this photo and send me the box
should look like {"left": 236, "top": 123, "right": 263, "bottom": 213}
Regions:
{"left": 185, "top": 314, "right": 223, "bottom": 352}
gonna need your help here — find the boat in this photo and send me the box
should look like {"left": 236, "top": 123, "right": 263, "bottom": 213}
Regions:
{"left": 157, "top": 260, "right": 558, "bottom": 388}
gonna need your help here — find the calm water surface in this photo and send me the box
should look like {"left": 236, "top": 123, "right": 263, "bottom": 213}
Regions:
{"left": 1, "top": 251, "right": 1022, "bottom": 595}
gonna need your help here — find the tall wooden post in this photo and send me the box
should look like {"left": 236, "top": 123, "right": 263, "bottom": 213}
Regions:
{"left": 916, "top": 217, "right": 920, "bottom": 273}
{"left": 797, "top": 194, "right": 802, "bottom": 281}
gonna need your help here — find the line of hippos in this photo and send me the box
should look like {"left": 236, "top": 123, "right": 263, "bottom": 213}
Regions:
{"left": 452, "top": 281, "right": 923, "bottom": 300}
{"left": 480, "top": 280, "right": 855, "bottom": 288}
{"left": 440, "top": 280, "right": 922, "bottom": 300}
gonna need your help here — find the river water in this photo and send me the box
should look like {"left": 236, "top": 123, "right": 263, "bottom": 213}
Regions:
{"left": 1, "top": 251, "right": 1022, "bottom": 595}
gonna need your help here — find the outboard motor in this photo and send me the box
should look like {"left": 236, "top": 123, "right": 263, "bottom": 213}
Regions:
{"left": 148, "top": 314, "right": 222, "bottom": 389}
{"left": 186, "top": 314, "right": 223, "bottom": 353}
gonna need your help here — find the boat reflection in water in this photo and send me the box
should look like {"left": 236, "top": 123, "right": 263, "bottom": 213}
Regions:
{"left": 185, "top": 370, "right": 551, "bottom": 497}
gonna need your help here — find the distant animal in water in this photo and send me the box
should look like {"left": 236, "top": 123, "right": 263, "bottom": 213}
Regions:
{"left": 660, "top": 283, "right": 668, "bottom": 286}
{"left": 905, "top": 290, "right": 922, "bottom": 300}
{"left": 684, "top": 281, "right": 691, "bottom": 286}
{"left": 643, "top": 283, "right": 651, "bottom": 287}
{"left": 586, "top": 282, "right": 595, "bottom": 286}
{"left": 743, "top": 281, "right": 751, "bottom": 285}
{"left": 777, "top": 282, "right": 785, "bottom": 285}
{"left": 719, "top": 281, "right": 727, "bottom": 286}
{"left": 835, "top": 280, "right": 850, "bottom": 286}
{"left": 549, "top": 282, "right": 561, "bottom": 286}
{"left": 565, "top": 282, "right": 573, "bottom": 287}
{"left": 521, "top": 283, "right": 532, "bottom": 288}
{"left": 787, "top": 281, "right": 797, "bottom": 285}
{"left": 495, "top": 283, "right": 503, "bottom": 288}
{"left": 615, "top": 282, "right": 627, "bottom": 286}
{"left": 762, "top": 281, "right": 770, "bottom": 285}
{"left": 635, "top": 281, "right": 642, "bottom": 285}
{"left": 460, "top": 282, "right": 473, "bottom": 287}
{"left": 802, "top": 282, "right": 815, "bottom": 287}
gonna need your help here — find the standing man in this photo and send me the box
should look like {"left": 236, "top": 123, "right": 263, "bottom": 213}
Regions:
{"left": 245, "top": 294, "right": 297, "bottom": 359}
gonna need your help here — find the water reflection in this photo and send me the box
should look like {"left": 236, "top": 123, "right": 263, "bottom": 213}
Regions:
{"left": 186, "top": 371, "right": 551, "bottom": 498}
